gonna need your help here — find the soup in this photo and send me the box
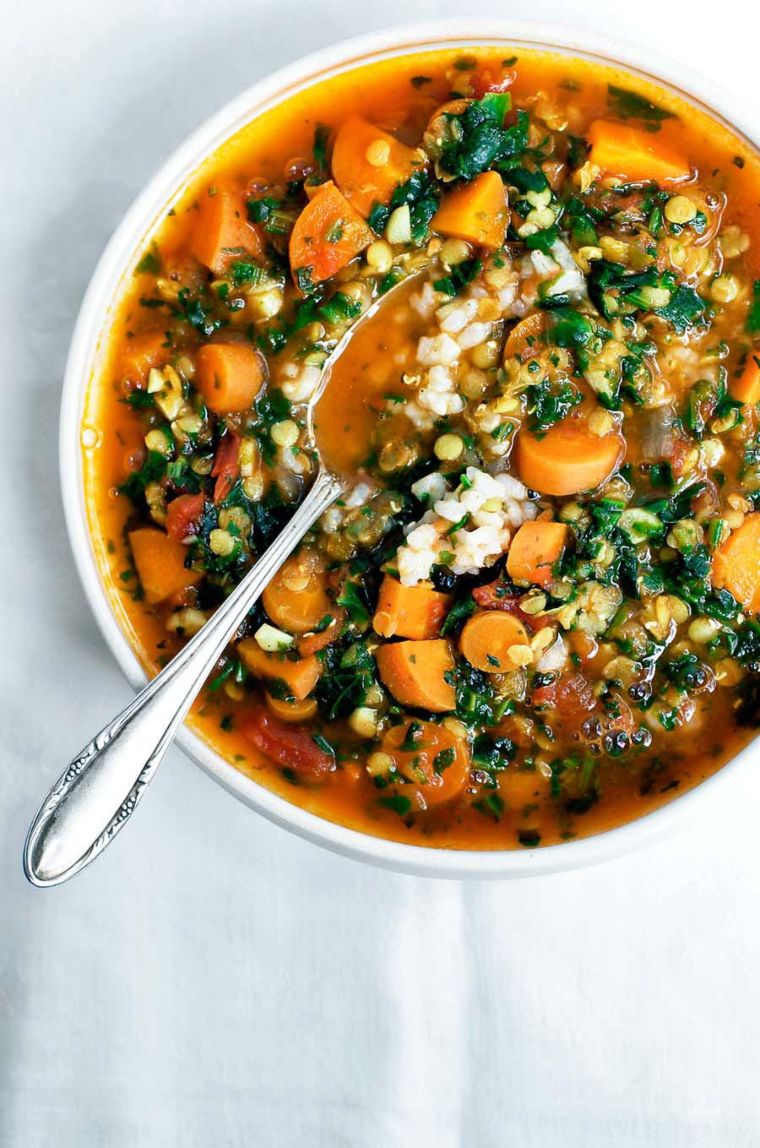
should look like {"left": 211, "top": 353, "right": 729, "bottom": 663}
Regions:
{"left": 84, "top": 46, "right": 760, "bottom": 850}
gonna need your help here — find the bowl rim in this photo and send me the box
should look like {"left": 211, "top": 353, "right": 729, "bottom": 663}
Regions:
{"left": 60, "top": 17, "right": 760, "bottom": 879}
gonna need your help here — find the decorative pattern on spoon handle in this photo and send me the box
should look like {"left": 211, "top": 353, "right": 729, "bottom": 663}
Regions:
{"left": 24, "top": 467, "right": 346, "bottom": 886}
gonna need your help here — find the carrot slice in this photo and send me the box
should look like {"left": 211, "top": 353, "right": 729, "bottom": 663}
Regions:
{"left": 731, "top": 352, "right": 760, "bottom": 405}
{"left": 712, "top": 513, "right": 760, "bottom": 615}
{"left": 460, "top": 611, "right": 530, "bottom": 672}
{"left": 128, "top": 528, "right": 203, "bottom": 604}
{"left": 331, "top": 116, "right": 424, "bottom": 217}
{"left": 165, "top": 493, "right": 205, "bottom": 541}
{"left": 238, "top": 639, "right": 321, "bottom": 700}
{"left": 289, "top": 180, "right": 373, "bottom": 288}
{"left": 190, "top": 185, "right": 264, "bottom": 275}
{"left": 375, "top": 639, "right": 456, "bottom": 712}
{"left": 432, "top": 170, "right": 508, "bottom": 250}
{"left": 264, "top": 692, "right": 319, "bottom": 723}
{"left": 121, "top": 331, "right": 167, "bottom": 382}
{"left": 515, "top": 417, "right": 625, "bottom": 496}
{"left": 195, "top": 343, "right": 266, "bottom": 414}
{"left": 262, "top": 553, "right": 333, "bottom": 635}
{"left": 373, "top": 576, "right": 452, "bottom": 640}
{"left": 587, "top": 120, "right": 691, "bottom": 184}
{"left": 380, "top": 719, "right": 470, "bottom": 806}
{"left": 503, "top": 313, "right": 547, "bottom": 361}
{"left": 507, "top": 521, "right": 570, "bottom": 586}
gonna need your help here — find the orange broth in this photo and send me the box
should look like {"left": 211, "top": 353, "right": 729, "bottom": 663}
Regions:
{"left": 83, "top": 46, "right": 760, "bottom": 849}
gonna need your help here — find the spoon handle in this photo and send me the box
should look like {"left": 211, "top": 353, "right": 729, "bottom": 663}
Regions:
{"left": 24, "top": 467, "right": 345, "bottom": 887}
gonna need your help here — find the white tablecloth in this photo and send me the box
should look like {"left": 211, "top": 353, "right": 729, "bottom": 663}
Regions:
{"left": 3, "top": 2, "right": 760, "bottom": 1144}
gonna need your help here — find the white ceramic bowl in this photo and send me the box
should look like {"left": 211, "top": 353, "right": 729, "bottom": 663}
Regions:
{"left": 60, "top": 19, "right": 760, "bottom": 878}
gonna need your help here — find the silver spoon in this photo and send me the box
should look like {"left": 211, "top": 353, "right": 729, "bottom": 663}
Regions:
{"left": 24, "top": 276, "right": 414, "bottom": 886}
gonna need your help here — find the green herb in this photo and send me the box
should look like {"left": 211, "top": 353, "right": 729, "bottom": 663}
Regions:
{"left": 209, "top": 657, "right": 247, "bottom": 692}
{"left": 325, "top": 220, "right": 344, "bottom": 244}
{"left": 549, "top": 307, "right": 596, "bottom": 348}
{"left": 471, "top": 734, "right": 516, "bottom": 769}
{"left": 607, "top": 83, "right": 676, "bottom": 129}
{"left": 400, "top": 721, "right": 424, "bottom": 751}
{"left": 246, "top": 195, "right": 282, "bottom": 223}
{"left": 434, "top": 747, "right": 456, "bottom": 773}
{"left": 433, "top": 257, "right": 483, "bottom": 296}
{"left": 252, "top": 389, "right": 291, "bottom": 464}
{"left": 657, "top": 285, "right": 707, "bottom": 334}
{"left": 119, "top": 450, "right": 167, "bottom": 503}
{"left": 368, "top": 170, "right": 440, "bottom": 245}
{"left": 448, "top": 662, "right": 511, "bottom": 727}
{"left": 312, "top": 732, "right": 335, "bottom": 756}
{"left": 747, "top": 281, "right": 760, "bottom": 336}
{"left": 441, "top": 595, "right": 477, "bottom": 636}
{"left": 437, "top": 96, "right": 528, "bottom": 181}
{"left": 135, "top": 242, "right": 161, "bottom": 275}
{"left": 294, "top": 266, "right": 316, "bottom": 296}
{"left": 122, "top": 389, "right": 155, "bottom": 410}
{"left": 313, "top": 124, "right": 330, "bottom": 174}
{"left": 319, "top": 292, "right": 362, "bottom": 325}
{"left": 410, "top": 75, "right": 432, "bottom": 89}
{"left": 525, "top": 224, "right": 560, "bottom": 255}
{"left": 378, "top": 268, "right": 403, "bottom": 295}
{"left": 337, "top": 581, "right": 370, "bottom": 628}
{"left": 316, "top": 640, "right": 377, "bottom": 720}
{"left": 176, "top": 288, "right": 225, "bottom": 338}
{"left": 664, "top": 651, "right": 712, "bottom": 691}
{"left": 229, "top": 260, "right": 263, "bottom": 288}
{"left": 525, "top": 378, "right": 582, "bottom": 433}
{"left": 684, "top": 376, "right": 740, "bottom": 439}
{"left": 473, "top": 792, "right": 505, "bottom": 820}
{"left": 379, "top": 794, "right": 412, "bottom": 816}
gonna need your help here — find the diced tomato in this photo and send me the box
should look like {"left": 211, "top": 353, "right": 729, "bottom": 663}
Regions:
{"left": 241, "top": 706, "right": 335, "bottom": 776}
{"left": 472, "top": 580, "right": 522, "bottom": 612}
{"left": 212, "top": 432, "right": 241, "bottom": 503}
{"left": 165, "top": 493, "right": 205, "bottom": 541}
{"left": 471, "top": 68, "right": 517, "bottom": 99}
{"left": 532, "top": 673, "right": 598, "bottom": 731}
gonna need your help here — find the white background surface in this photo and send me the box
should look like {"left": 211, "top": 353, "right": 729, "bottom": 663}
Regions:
{"left": 3, "top": 1, "right": 760, "bottom": 1144}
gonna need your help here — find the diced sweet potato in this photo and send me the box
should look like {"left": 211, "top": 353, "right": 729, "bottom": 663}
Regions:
{"left": 190, "top": 185, "right": 264, "bottom": 275}
{"left": 432, "top": 171, "right": 508, "bottom": 249}
{"left": 375, "top": 639, "right": 456, "bottom": 712}
{"left": 373, "top": 576, "right": 451, "bottom": 640}
{"left": 128, "top": 529, "right": 203, "bottom": 604}
{"left": 712, "top": 513, "right": 760, "bottom": 615}
{"left": 289, "top": 181, "right": 373, "bottom": 287}
{"left": 238, "top": 639, "right": 321, "bottom": 700}
{"left": 587, "top": 120, "right": 690, "bottom": 184}
{"left": 331, "top": 116, "right": 424, "bottom": 217}
{"left": 506, "top": 521, "right": 570, "bottom": 586}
